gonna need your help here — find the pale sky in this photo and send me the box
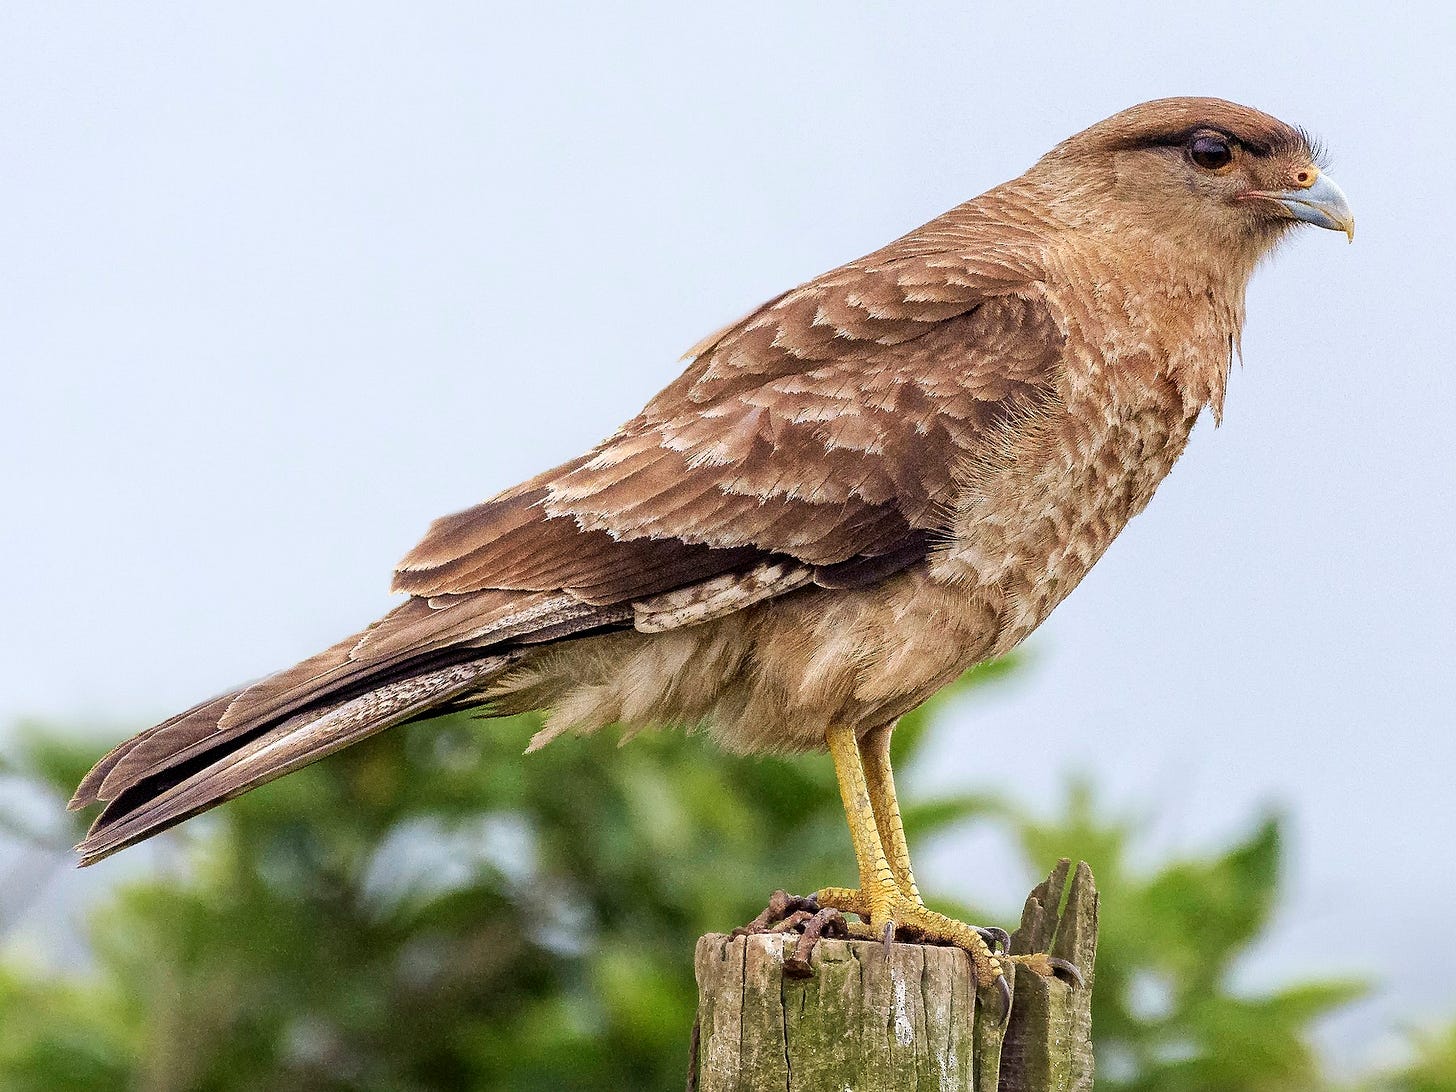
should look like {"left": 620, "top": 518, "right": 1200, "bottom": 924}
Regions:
{"left": 2, "top": 0, "right": 1452, "bottom": 1071}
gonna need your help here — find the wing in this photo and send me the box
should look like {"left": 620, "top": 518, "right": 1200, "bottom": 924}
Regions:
{"left": 250, "top": 266, "right": 1067, "bottom": 732}
{"left": 71, "top": 221, "right": 1066, "bottom": 853}
{"left": 395, "top": 250, "right": 1065, "bottom": 606}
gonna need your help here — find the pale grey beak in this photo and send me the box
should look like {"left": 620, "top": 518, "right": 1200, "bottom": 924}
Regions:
{"left": 1244, "top": 170, "right": 1355, "bottom": 241}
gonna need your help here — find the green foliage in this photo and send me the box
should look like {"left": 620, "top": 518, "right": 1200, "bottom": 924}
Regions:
{"left": 1, "top": 688, "right": 960, "bottom": 1091}
{"left": 998, "top": 782, "right": 1365, "bottom": 1092}
{"left": 1366, "top": 1026, "right": 1456, "bottom": 1092}
{"left": 0, "top": 664, "right": 1446, "bottom": 1090}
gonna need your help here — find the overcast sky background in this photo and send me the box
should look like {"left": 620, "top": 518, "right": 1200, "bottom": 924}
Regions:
{"left": 2, "top": 0, "right": 1452, "bottom": 1071}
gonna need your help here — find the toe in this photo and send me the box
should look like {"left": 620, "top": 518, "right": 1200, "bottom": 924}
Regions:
{"left": 1009, "top": 952, "right": 1084, "bottom": 987}
{"left": 735, "top": 890, "right": 822, "bottom": 935}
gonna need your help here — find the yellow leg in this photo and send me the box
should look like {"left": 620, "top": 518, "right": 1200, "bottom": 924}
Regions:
{"left": 816, "top": 722, "right": 1004, "bottom": 990}
{"left": 826, "top": 720, "right": 898, "bottom": 900}
{"left": 860, "top": 724, "right": 922, "bottom": 905}
{"left": 812, "top": 722, "right": 1079, "bottom": 1002}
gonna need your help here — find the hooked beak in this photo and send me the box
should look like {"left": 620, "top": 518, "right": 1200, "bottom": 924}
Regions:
{"left": 1242, "top": 170, "right": 1355, "bottom": 241}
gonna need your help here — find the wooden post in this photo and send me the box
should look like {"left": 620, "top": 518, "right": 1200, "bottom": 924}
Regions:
{"left": 690, "top": 860, "right": 1098, "bottom": 1091}
{"left": 999, "top": 860, "right": 1098, "bottom": 1091}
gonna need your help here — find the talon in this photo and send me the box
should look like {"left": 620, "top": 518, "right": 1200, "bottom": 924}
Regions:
{"left": 881, "top": 920, "right": 895, "bottom": 951}
{"left": 976, "top": 926, "right": 1011, "bottom": 954}
{"left": 1009, "top": 951, "right": 1084, "bottom": 987}
{"left": 1047, "top": 956, "right": 1084, "bottom": 988}
{"left": 784, "top": 907, "right": 845, "bottom": 978}
{"left": 995, "top": 973, "right": 1012, "bottom": 1024}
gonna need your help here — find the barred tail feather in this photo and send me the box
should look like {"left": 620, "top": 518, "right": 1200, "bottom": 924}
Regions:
{"left": 73, "top": 652, "right": 517, "bottom": 866}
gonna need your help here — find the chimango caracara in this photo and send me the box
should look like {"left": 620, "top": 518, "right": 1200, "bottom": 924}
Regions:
{"left": 72, "top": 98, "right": 1352, "bottom": 997}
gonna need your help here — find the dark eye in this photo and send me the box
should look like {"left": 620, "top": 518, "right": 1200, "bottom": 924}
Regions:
{"left": 1189, "top": 134, "right": 1233, "bottom": 170}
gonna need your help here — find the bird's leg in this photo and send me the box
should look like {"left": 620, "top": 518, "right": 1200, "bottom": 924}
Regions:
{"left": 862, "top": 725, "right": 1010, "bottom": 953}
{"left": 859, "top": 723, "right": 923, "bottom": 906}
{"left": 815, "top": 722, "right": 1078, "bottom": 1001}
{"left": 815, "top": 722, "right": 1007, "bottom": 993}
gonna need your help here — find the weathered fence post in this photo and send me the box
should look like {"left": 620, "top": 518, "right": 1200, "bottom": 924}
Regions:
{"left": 690, "top": 860, "right": 1098, "bottom": 1091}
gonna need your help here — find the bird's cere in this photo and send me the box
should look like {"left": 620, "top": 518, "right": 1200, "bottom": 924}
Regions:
{"left": 1241, "top": 169, "right": 1355, "bottom": 241}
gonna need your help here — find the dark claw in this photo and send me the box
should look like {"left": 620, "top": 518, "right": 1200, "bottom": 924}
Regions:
{"left": 995, "top": 973, "right": 1013, "bottom": 1024}
{"left": 976, "top": 926, "right": 1012, "bottom": 955}
{"left": 1046, "top": 956, "right": 1085, "bottom": 988}
{"left": 784, "top": 907, "right": 846, "bottom": 978}
{"left": 881, "top": 919, "right": 896, "bottom": 953}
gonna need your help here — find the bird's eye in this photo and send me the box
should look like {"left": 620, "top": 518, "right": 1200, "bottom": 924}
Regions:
{"left": 1189, "top": 134, "right": 1233, "bottom": 170}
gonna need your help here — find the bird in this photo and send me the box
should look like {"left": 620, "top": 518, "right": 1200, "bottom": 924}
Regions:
{"left": 70, "top": 97, "right": 1353, "bottom": 998}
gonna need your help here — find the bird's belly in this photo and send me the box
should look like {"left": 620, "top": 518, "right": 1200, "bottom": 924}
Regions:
{"left": 491, "top": 566, "right": 1003, "bottom": 755}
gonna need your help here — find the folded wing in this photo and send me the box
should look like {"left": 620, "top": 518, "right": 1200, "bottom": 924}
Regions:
{"left": 72, "top": 223, "right": 1066, "bottom": 863}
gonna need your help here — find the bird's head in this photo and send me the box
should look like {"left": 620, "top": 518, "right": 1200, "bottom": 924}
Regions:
{"left": 1031, "top": 97, "right": 1353, "bottom": 271}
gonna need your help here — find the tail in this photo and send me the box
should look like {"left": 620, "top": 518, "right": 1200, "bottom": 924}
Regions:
{"left": 69, "top": 650, "right": 520, "bottom": 866}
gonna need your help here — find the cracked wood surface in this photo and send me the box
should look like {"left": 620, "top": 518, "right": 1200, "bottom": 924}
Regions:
{"left": 691, "top": 861, "right": 1097, "bottom": 1091}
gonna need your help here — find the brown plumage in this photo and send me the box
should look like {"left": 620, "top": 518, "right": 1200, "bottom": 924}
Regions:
{"left": 71, "top": 98, "right": 1352, "bottom": 892}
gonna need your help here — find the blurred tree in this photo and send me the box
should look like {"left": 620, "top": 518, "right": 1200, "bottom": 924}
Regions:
{"left": 1359, "top": 1025, "right": 1456, "bottom": 1092}
{"left": 1001, "top": 784, "right": 1363, "bottom": 1092}
{"left": 1, "top": 668, "right": 994, "bottom": 1091}
{"left": 0, "top": 660, "right": 1436, "bottom": 1091}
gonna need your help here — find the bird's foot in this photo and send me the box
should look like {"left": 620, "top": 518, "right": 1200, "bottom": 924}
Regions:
{"left": 817, "top": 885, "right": 1006, "bottom": 993}
{"left": 733, "top": 890, "right": 851, "bottom": 977}
{"left": 733, "top": 889, "right": 822, "bottom": 936}
{"left": 815, "top": 885, "right": 1081, "bottom": 1017}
